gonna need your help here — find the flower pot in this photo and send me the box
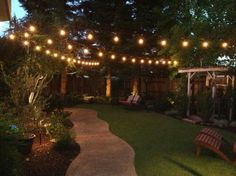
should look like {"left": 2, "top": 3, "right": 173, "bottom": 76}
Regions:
{"left": 18, "top": 133, "right": 36, "bottom": 155}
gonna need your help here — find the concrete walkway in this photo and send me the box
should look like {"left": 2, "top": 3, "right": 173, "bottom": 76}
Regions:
{"left": 65, "top": 108, "right": 137, "bottom": 176}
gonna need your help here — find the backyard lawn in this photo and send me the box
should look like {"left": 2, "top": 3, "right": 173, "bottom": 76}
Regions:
{"left": 79, "top": 104, "right": 236, "bottom": 176}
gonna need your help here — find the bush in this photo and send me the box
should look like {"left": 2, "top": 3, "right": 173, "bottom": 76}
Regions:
{"left": 196, "top": 91, "right": 212, "bottom": 121}
{"left": 154, "top": 92, "right": 174, "bottom": 112}
{"left": 55, "top": 130, "right": 75, "bottom": 150}
{"left": 0, "top": 119, "right": 23, "bottom": 176}
{"left": 47, "top": 113, "right": 75, "bottom": 150}
{"left": 174, "top": 79, "right": 188, "bottom": 117}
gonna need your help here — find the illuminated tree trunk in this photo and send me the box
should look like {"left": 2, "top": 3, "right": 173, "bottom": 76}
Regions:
{"left": 60, "top": 67, "right": 67, "bottom": 96}
{"left": 132, "top": 76, "right": 139, "bottom": 95}
{"left": 106, "top": 70, "right": 111, "bottom": 97}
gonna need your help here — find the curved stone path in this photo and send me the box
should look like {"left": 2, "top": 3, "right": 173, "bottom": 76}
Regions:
{"left": 65, "top": 108, "right": 137, "bottom": 176}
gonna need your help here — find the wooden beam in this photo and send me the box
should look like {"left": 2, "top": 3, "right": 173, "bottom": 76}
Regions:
{"left": 178, "top": 67, "right": 228, "bottom": 73}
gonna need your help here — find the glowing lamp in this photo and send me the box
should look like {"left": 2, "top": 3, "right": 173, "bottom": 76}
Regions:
{"left": 29, "top": 25, "right": 36, "bottom": 32}
{"left": 160, "top": 40, "right": 167, "bottom": 46}
{"left": 9, "top": 34, "right": 16, "bottom": 40}
{"left": 182, "top": 41, "right": 189, "bottom": 47}
{"left": 67, "top": 44, "right": 73, "bottom": 50}
{"left": 59, "top": 30, "right": 66, "bottom": 36}
{"left": 98, "top": 52, "right": 103, "bottom": 57}
{"left": 47, "top": 39, "right": 53, "bottom": 45}
{"left": 111, "top": 54, "right": 116, "bottom": 60}
{"left": 221, "top": 42, "right": 228, "bottom": 48}
{"left": 138, "top": 38, "right": 144, "bottom": 45}
{"left": 87, "top": 33, "right": 94, "bottom": 40}
{"left": 35, "top": 46, "right": 41, "bottom": 51}
{"left": 24, "top": 32, "right": 30, "bottom": 38}
{"left": 202, "top": 41, "right": 209, "bottom": 48}
{"left": 132, "top": 58, "right": 136, "bottom": 63}
{"left": 113, "top": 36, "right": 119, "bottom": 43}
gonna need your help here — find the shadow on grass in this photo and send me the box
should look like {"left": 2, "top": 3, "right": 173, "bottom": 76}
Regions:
{"left": 165, "top": 157, "right": 202, "bottom": 176}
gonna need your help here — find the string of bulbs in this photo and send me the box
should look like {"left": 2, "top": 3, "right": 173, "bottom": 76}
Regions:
{"left": 7, "top": 25, "right": 195, "bottom": 67}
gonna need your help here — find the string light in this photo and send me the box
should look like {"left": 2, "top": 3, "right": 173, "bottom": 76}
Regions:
{"left": 45, "top": 50, "right": 51, "bottom": 55}
{"left": 67, "top": 57, "right": 71, "bottom": 62}
{"left": 160, "top": 40, "right": 167, "bottom": 46}
{"left": 87, "top": 33, "right": 94, "bottom": 40}
{"left": 221, "top": 42, "right": 228, "bottom": 48}
{"left": 98, "top": 51, "right": 104, "bottom": 57}
{"left": 173, "top": 60, "right": 178, "bottom": 66}
{"left": 67, "top": 44, "right": 73, "bottom": 50}
{"left": 29, "top": 25, "right": 36, "bottom": 32}
{"left": 113, "top": 36, "right": 119, "bottom": 43}
{"left": 53, "top": 53, "right": 58, "bottom": 58}
{"left": 23, "top": 40, "right": 29, "bottom": 46}
{"left": 202, "top": 41, "right": 209, "bottom": 48}
{"left": 8, "top": 27, "right": 182, "bottom": 68}
{"left": 24, "top": 32, "right": 30, "bottom": 38}
{"left": 182, "top": 40, "right": 189, "bottom": 47}
{"left": 122, "top": 56, "right": 127, "bottom": 62}
{"left": 138, "top": 38, "right": 144, "bottom": 45}
{"left": 35, "top": 46, "right": 41, "bottom": 51}
{"left": 111, "top": 54, "right": 116, "bottom": 60}
{"left": 83, "top": 48, "right": 89, "bottom": 54}
{"left": 59, "top": 30, "right": 66, "bottom": 36}
{"left": 9, "top": 34, "right": 15, "bottom": 40}
{"left": 47, "top": 39, "right": 53, "bottom": 45}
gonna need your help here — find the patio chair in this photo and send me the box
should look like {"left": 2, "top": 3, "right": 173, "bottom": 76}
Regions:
{"left": 119, "top": 95, "right": 135, "bottom": 105}
{"left": 194, "top": 129, "right": 236, "bottom": 164}
{"left": 119, "top": 94, "right": 141, "bottom": 106}
{"left": 194, "top": 133, "right": 231, "bottom": 162}
{"left": 200, "top": 127, "right": 231, "bottom": 145}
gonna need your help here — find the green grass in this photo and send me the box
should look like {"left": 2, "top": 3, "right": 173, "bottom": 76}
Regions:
{"left": 78, "top": 104, "right": 236, "bottom": 176}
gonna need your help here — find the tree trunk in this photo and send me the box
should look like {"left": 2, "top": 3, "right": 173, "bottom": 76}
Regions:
{"left": 132, "top": 77, "right": 139, "bottom": 95}
{"left": 60, "top": 67, "right": 67, "bottom": 96}
{"left": 106, "top": 70, "right": 111, "bottom": 97}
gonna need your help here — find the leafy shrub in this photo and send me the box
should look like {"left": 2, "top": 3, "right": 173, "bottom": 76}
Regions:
{"left": 196, "top": 91, "right": 212, "bottom": 121}
{"left": 47, "top": 113, "right": 75, "bottom": 150}
{"left": 47, "top": 113, "right": 66, "bottom": 139}
{"left": 0, "top": 119, "right": 23, "bottom": 176}
{"left": 154, "top": 92, "right": 175, "bottom": 112}
{"left": 174, "top": 78, "right": 188, "bottom": 117}
{"left": 55, "top": 131, "right": 75, "bottom": 150}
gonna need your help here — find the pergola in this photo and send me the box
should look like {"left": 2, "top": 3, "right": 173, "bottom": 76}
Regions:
{"left": 0, "top": 0, "right": 11, "bottom": 22}
{"left": 178, "top": 67, "right": 235, "bottom": 119}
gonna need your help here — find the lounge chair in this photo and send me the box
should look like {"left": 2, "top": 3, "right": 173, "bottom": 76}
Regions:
{"left": 119, "top": 94, "right": 141, "bottom": 106}
{"left": 194, "top": 128, "right": 236, "bottom": 164}
{"left": 119, "top": 95, "right": 135, "bottom": 105}
{"left": 194, "top": 133, "right": 231, "bottom": 162}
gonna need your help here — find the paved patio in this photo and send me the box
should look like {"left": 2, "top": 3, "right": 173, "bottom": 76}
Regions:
{"left": 65, "top": 108, "right": 137, "bottom": 176}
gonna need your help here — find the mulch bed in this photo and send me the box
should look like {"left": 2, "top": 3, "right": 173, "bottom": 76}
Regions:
{"left": 23, "top": 132, "right": 80, "bottom": 176}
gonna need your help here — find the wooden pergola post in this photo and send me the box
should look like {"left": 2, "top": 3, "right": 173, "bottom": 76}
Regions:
{"left": 187, "top": 72, "right": 191, "bottom": 116}
{"left": 178, "top": 67, "right": 228, "bottom": 117}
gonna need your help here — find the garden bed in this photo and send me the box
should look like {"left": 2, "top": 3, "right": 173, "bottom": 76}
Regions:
{"left": 23, "top": 131, "right": 80, "bottom": 176}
